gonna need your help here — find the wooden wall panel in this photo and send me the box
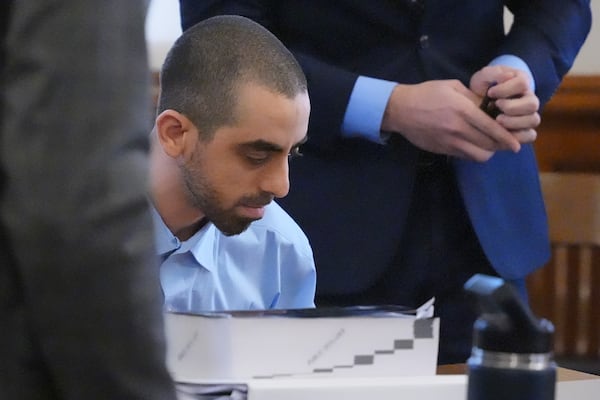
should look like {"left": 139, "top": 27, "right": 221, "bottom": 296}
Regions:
{"left": 528, "top": 76, "right": 600, "bottom": 361}
{"left": 535, "top": 75, "right": 600, "bottom": 173}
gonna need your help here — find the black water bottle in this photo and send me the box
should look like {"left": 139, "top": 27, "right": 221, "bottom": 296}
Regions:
{"left": 464, "top": 274, "right": 556, "bottom": 400}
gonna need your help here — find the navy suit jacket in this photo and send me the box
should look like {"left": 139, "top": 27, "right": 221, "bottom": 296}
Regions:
{"left": 181, "top": 1, "right": 591, "bottom": 294}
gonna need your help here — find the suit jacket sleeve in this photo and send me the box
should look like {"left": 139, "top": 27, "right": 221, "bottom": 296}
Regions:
{"left": 502, "top": 0, "right": 591, "bottom": 106}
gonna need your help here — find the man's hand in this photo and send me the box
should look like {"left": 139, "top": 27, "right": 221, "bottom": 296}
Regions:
{"left": 381, "top": 79, "right": 521, "bottom": 162}
{"left": 470, "top": 65, "right": 541, "bottom": 144}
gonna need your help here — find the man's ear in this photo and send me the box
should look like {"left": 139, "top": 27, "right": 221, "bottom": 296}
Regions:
{"left": 155, "top": 110, "right": 196, "bottom": 157}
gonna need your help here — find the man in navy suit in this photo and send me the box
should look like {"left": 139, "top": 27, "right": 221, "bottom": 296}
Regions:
{"left": 179, "top": 1, "right": 592, "bottom": 363}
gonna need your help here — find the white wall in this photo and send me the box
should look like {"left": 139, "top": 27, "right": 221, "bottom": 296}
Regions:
{"left": 146, "top": 0, "right": 181, "bottom": 71}
{"left": 146, "top": 0, "right": 599, "bottom": 74}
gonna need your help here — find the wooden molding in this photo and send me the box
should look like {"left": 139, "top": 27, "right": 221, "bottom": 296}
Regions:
{"left": 535, "top": 75, "right": 600, "bottom": 173}
{"left": 543, "top": 75, "right": 600, "bottom": 115}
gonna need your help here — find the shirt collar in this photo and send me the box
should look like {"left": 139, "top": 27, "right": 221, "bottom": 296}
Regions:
{"left": 187, "top": 225, "right": 216, "bottom": 271}
{"left": 150, "top": 204, "right": 216, "bottom": 271}
{"left": 151, "top": 205, "right": 181, "bottom": 256}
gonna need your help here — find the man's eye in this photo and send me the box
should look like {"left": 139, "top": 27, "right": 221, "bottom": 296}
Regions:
{"left": 288, "top": 147, "right": 303, "bottom": 159}
{"left": 246, "top": 153, "right": 269, "bottom": 164}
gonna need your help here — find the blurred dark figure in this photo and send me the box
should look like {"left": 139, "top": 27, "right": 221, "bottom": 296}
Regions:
{"left": 0, "top": 1, "right": 176, "bottom": 399}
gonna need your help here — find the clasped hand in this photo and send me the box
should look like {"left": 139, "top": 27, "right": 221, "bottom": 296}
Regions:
{"left": 381, "top": 65, "right": 540, "bottom": 162}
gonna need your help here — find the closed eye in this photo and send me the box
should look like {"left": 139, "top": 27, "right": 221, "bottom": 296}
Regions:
{"left": 246, "top": 152, "right": 271, "bottom": 165}
{"left": 239, "top": 136, "right": 307, "bottom": 165}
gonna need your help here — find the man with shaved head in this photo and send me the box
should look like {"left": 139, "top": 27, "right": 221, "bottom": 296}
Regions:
{"left": 150, "top": 15, "right": 316, "bottom": 312}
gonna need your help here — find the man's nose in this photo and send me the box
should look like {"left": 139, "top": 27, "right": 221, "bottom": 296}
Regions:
{"left": 260, "top": 158, "right": 290, "bottom": 199}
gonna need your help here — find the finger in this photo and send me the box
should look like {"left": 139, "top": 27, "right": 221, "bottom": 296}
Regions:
{"left": 511, "top": 129, "right": 538, "bottom": 144}
{"left": 470, "top": 66, "right": 515, "bottom": 96}
{"left": 451, "top": 79, "right": 481, "bottom": 103}
{"left": 439, "top": 91, "right": 508, "bottom": 152}
{"left": 495, "top": 94, "right": 540, "bottom": 116}
{"left": 467, "top": 108, "right": 521, "bottom": 153}
{"left": 450, "top": 122, "right": 500, "bottom": 152}
{"left": 450, "top": 138, "right": 496, "bottom": 163}
{"left": 496, "top": 112, "right": 541, "bottom": 131}
{"left": 487, "top": 73, "right": 531, "bottom": 99}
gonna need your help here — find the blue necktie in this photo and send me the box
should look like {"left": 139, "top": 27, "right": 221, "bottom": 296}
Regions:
{"left": 454, "top": 144, "right": 550, "bottom": 279}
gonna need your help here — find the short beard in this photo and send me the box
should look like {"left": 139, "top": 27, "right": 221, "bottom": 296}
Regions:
{"left": 181, "top": 157, "right": 256, "bottom": 236}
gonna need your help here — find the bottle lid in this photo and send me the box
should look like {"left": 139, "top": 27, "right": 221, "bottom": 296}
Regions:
{"left": 464, "top": 274, "right": 554, "bottom": 354}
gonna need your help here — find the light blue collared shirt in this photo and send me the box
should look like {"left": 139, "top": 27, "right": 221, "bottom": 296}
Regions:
{"left": 152, "top": 202, "right": 316, "bottom": 312}
{"left": 341, "top": 55, "right": 535, "bottom": 143}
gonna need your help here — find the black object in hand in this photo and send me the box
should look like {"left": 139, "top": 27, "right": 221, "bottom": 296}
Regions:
{"left": 480, "top": 93, "right": 501, "bottom": 118}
